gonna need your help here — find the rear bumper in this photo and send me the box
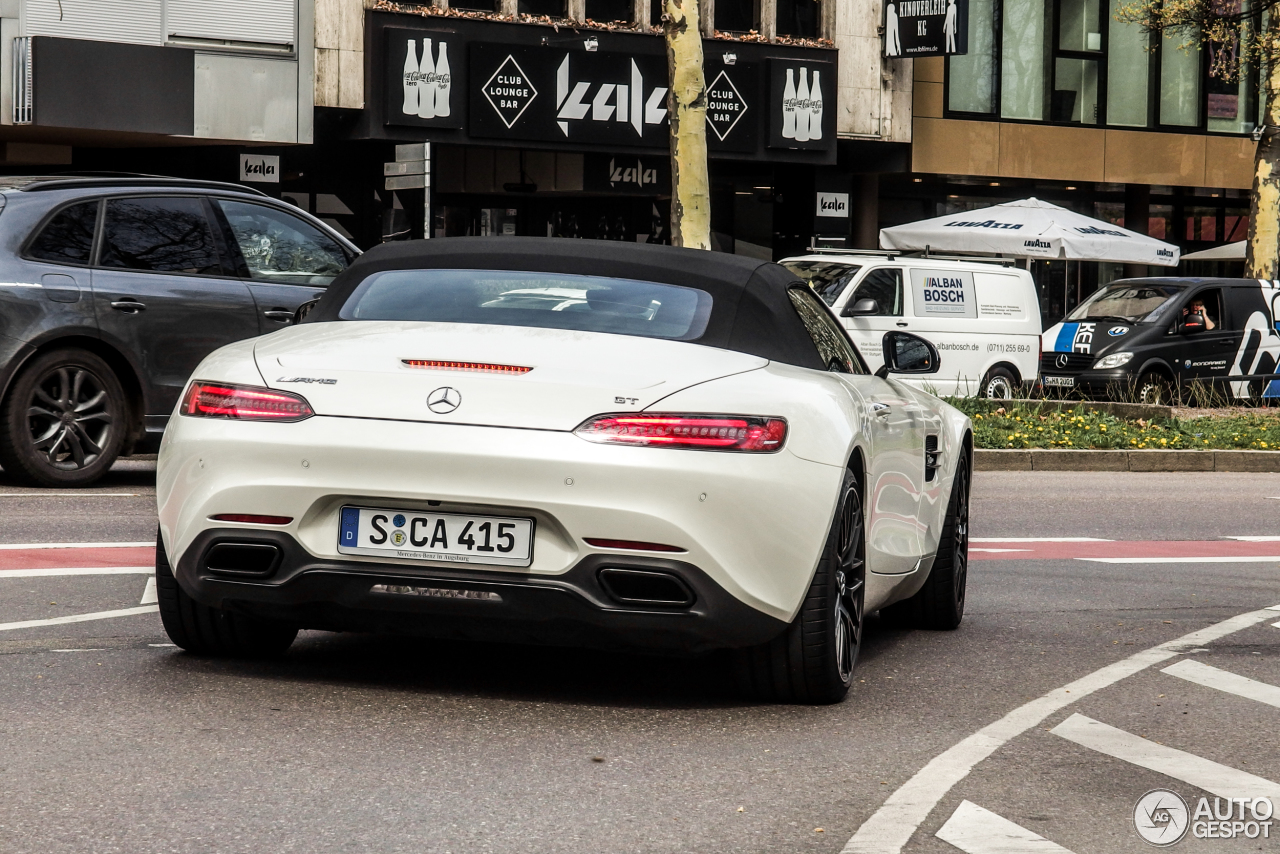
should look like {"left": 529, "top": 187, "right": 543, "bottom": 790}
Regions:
{"left": 174, "top": 527, "right": 787, "bottom": 653}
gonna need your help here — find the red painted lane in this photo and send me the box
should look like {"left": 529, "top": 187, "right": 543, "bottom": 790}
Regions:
{"left": 0, "top": 547, "right": 155, "bottom": 570}
{"left": 970, "top": 540, "right": 1280, "bottom": 561}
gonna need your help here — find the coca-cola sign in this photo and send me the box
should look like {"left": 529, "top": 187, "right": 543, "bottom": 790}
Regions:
{"left": 384, "top": 28, "right": 463, "bottom": 129}
{"left": 768, "top": 58, "right": 833, "bottom": 150}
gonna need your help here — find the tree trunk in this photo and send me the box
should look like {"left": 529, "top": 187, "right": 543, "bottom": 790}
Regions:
{"left": 664, "top": 0, "right": 711, "bottom": 250}
{"left": 1246, "top": 11, "right": 1280, "bottom": 277}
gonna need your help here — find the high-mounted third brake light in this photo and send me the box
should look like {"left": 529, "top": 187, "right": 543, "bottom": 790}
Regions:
{"left": 403, "top": 359, "right": 533, "bottom": 374}
{"left": 181, "top": 381, "right": 314, "bottom": 422}
{"left": 574, "top": 413, "right": 787, "bottom": 452}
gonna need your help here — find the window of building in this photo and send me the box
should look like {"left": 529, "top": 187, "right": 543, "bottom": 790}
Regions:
{"left": 948, "top": 0, "right": 998, "bottom": 113}
{"left": 714, "top": 0, "right": 757, "bottom": 33}
{"left": 1051, "top": 0, "right": 1102, "bottom": 123}
{"left": 776, "top": 0, "right": 819, "bottom": 38}
{"left": 520, "top": 0, "right": 566, "bottom": 16}
{"left": 452, "top": 0, "right": 497, "bottom": 10}
{"left": 28, "top": 201, "right": 98, "bottom": 265}
{"left": 585, "top": 0, "right": 632, "bottom": 22}
{"left": 1106, "top": 0, "right": 1150, "bottom": 126}
{"left": 1000, "top": 0, "right": 1052, "bottom": 120}
{"left": 1159, "top": 30, "right": 1201, "bottom": 126}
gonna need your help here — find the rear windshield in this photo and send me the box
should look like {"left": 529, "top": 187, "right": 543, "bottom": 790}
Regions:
{"left": 1065, "top": 283, "right": 1187, "bottom": 323}
{"left": 339, "top": 269, "right": 714, "bottom": 340}
{"left": 780, "top": 260, "right": 862, "bottom": 306}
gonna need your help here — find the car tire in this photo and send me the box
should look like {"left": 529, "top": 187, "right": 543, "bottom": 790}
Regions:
{"left": 0, "top": 348, "right": 128, "bottom": 488}
{"left": 733, "top": 466, "right": 865, "bottom": 705}
{"left": 883, "top": 452, "right": 970, "bottom": 630}
{"left": 1136, "top": 372, "right": 1171, "bottom": 406}
{"left": 155, "top": 528, "right": 298, "bottom": 658}
{"left": 980, "top": 366, "right": 1018, "bottom": 400}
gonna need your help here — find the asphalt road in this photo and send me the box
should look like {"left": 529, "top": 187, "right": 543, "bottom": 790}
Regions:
{"left": 0, "top": 466, "right": 1277, "bottom": 853}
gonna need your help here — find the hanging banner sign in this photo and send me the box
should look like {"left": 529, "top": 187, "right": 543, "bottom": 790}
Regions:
{"left": 883, "top": 0, "right": 969, "bottom": 58}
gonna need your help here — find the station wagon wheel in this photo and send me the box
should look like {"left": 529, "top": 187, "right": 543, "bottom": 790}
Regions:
{"left": 0, "top": 348, "right": 127, "bottom": 487}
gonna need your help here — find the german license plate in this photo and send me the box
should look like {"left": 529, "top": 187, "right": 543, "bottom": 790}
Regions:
{"left": 338, "top": 506, "right": 534, "bottom": 568}
{"left": 1043, "top": 375, "right": 1075, "bottom": 387}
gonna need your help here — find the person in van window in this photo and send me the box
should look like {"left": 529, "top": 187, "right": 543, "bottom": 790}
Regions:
{"left": 1182, "top": 297, "right": 1216, "bottom": 331}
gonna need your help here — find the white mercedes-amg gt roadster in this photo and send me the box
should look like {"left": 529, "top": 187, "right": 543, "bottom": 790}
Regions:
{"left": 156, "top": 238, "right": 972, "bottom": 704}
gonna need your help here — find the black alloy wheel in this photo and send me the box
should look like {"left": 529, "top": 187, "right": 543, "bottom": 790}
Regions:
{"left": 733, "top": 466, "right": 865, "bottom": 704}
{"left": 0, "top": 349, "right": 127, "bottom": 487}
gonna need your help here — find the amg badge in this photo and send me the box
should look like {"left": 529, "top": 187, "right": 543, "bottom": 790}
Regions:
{"left": 277, "top": 377, "right": 338, "bottom": 385}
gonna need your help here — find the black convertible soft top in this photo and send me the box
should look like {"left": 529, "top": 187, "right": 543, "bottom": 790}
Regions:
{"left": 308, "top": 237, "right": 826, "bottom": 371}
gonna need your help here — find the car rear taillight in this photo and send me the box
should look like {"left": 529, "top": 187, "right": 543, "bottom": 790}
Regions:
{"left": 574, "top": 413, "right": 787, "bottom": 452}
{"left": 181, "top": 381, "right": 313, "bottom": 422}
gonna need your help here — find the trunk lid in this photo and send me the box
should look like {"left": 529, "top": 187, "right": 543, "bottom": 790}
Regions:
{"left": 253, "top": 321, "right": 767, "bottom": 430}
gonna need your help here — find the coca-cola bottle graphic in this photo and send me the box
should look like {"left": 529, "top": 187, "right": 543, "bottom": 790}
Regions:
{"left": 434, "top": 42, "right": 451, "bottom": 118}
{"left": 808, "top": 70, "right": 823, "bottom": 140}
{"left": 795, "top": 68, "right": 811, "bottom": 142}
{"left": 782, "top": 69, "right": 797, "bottom": 139}
{"left": 417, "top": 38, "right": 436, "bottom": 119}
{"left": 402, "top": 39, "right": 419, "bottom": 116}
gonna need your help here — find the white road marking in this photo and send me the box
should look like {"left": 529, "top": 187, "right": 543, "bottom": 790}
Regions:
{"left": 1079, "top": 556, "right": 1280, "bottom": 563}
{"left": 1162, "top": 659, "right": 1280, "bottom": 709}
{"left": 51, "top": 648, "right": 105, "bottom": 653}
{"left": 936, "top": 801, "right": 1076, "bottom": 854}
{"left": 841, "top": 604, "right": 1280, "bottom": 854}
{"left": 0, "top": 542, "right": 152, "bottom": 549}
{"left": 971, "top": 549, "right": 1034, "bottom": 553}
{"left": 1273, "top": 622, "right": 1280, "bottom": 629}
{"left": 148, "top": 643, "right": 176, "bottom": 648}
{"left": 0, "top": 567, "right": 152, "bottom": 578}
{"left": 0, "top": 493, "right": 142, "bottom": 498}
{"left": 1050, "top": 713, "right": 1280, "bottom": 802}
{"left": 0, "top": 605, "right": 158, "bottom": 633}
{"left": 139, "top": 577, "right": 157, "bottom": 606}
{"left": 1268, "top": 604, "right": 1280, "bottom": 610}
{"left": 1223, "top": 535, "right": 1280, "bottom": 541}
{"left": 970, "top": 538, "right": 1111, "bottom": 543}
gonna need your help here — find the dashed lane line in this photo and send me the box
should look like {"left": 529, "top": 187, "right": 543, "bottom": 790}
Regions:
{"left": 1079, "top": 556, "right": 1280, "bottom": 564}
{"left": 140, "top": 577, "right": 157, "bottom": 606}
{"left": 1050, "top": 713, "right": 1280, "bottom": 803}
{"left": 935, "top": 801, "right": 1076, "bottom": 854}
{"left": 841, "top": 604, "right": 1280, "bottom": 854}
{"left": 0, "top": 567, "right": 152, "bottom": 578}
{"left": 1161, "top": 659, "right": 1280, "bottom": 709}
{"left": 970, "top": 538, "right": 1112, "bottom": 543}
{"left": 0, "top": 605, "right": 159, "bottom": 633}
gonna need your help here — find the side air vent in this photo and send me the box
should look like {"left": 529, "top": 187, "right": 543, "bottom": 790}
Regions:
{"left": 925, "top": 435, "right": 940, "bottom": 482}
{"left": 598, "top": 568, "right": 695, "bottom": 608}
{"left": 203, "top": 542, "right": 281, "bottom": 578}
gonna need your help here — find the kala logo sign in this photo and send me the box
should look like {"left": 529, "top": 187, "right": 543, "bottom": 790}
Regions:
{"left": 402, "top": 37, "right": 452, "bottom": 120}
{"left": 781, "top": 66, "right": 823, "bottom": 141}
{"left": 554, "top": 55, "right": 667, "bottom": 138}
{"left": 608, "top": 157, "right": 659, "bottom": 189}
{"left": 816, "top": 192, "right": 849, "bottom": 218}
{"left": 239, "top": 154, "right": 279, "bottom": 184}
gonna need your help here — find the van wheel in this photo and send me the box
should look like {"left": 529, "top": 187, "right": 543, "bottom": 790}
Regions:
{"left": 0, "top": 348, "right": 127, "bottom": 487}
{"left": 980, "top": 367, "right": 1018, "bottom": 400}
{"left": 1137, "top": 372, "right": 1171, "bottom": 406}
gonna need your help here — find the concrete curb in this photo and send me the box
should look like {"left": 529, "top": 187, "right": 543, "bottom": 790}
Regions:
{"left": 975, "top": 449, "right": 1280, "bottom": 472}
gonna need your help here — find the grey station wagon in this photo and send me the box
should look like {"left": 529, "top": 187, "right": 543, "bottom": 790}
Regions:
{"left": 0, "top": 176, "right": 358, "bottom": 487}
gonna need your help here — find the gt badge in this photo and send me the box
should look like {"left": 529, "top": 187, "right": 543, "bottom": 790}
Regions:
{"left": 427, "top": 386, "right": 462, "bottom": 414}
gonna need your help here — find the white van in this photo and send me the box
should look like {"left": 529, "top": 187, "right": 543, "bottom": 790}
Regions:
{"left": 780, "top": 251, "right": 1043, "bottom": 398}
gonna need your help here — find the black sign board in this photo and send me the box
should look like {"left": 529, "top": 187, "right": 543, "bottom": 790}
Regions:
{"left": 703, "top": 54, "right": 758, "bottom": 153}
{"left": 385, "top": 28, "right": 465, "bottom": 128}
{"left": 583, "top": 153, "right": 671, "bottom": 194}
{"left": 767, "top": 58, "right": 834, "bottom": 150}
{"left": 883, "top": 0, "right": 968, "bottom": 58}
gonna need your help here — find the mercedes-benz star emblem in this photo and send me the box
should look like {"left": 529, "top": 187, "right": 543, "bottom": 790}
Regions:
{"left": 427, "top": 386, "right": 462, "bottom": 414}
{"left": 1055, "top": 354, "right": 1069, "bottom": 368}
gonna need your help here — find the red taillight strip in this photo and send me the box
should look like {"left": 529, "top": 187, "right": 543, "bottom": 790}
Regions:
{"left": 181, "top": 381, "right": 314, "bottom": 422}
{"left": 211, "top": 514, "right": 294, "bottom": 525}
{"left": 584, "top": 538, "right": 686, "bottom": 553}
{"left": 574, "top": 413, "right": 787, "bottom": 453}
{"left": 402, "top": 360, "right": 532, "bottom": 374}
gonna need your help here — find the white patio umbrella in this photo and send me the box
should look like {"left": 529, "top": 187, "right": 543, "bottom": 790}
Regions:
{"left": 1181, "top": 241, "right": 1244, "bottom": 261}
{"left": 879, "top": 197, "right": 1180, "bottom": 266}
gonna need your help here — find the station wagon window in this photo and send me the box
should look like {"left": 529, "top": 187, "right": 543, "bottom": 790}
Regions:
{"left": 99, "top": 197, "right": 222, "bottom": 275}
{"left": 787, "top": 287, "right": 867, "bottom": 375}
{"left": 28, "top": 201, "right": 98, "bottom": 265}
{"left": 341, "top": 269, "right": 713, "bottom": 341}
{"left": 216, "top": 200, "right": 349, "bottom": 286}
{"left": 851, "top": 268, "right": 904, "bottom": 316}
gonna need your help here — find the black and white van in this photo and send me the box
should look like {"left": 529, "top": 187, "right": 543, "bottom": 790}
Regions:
{"left": 1040, "top": 278, "right": 1280, "bottom": 404}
